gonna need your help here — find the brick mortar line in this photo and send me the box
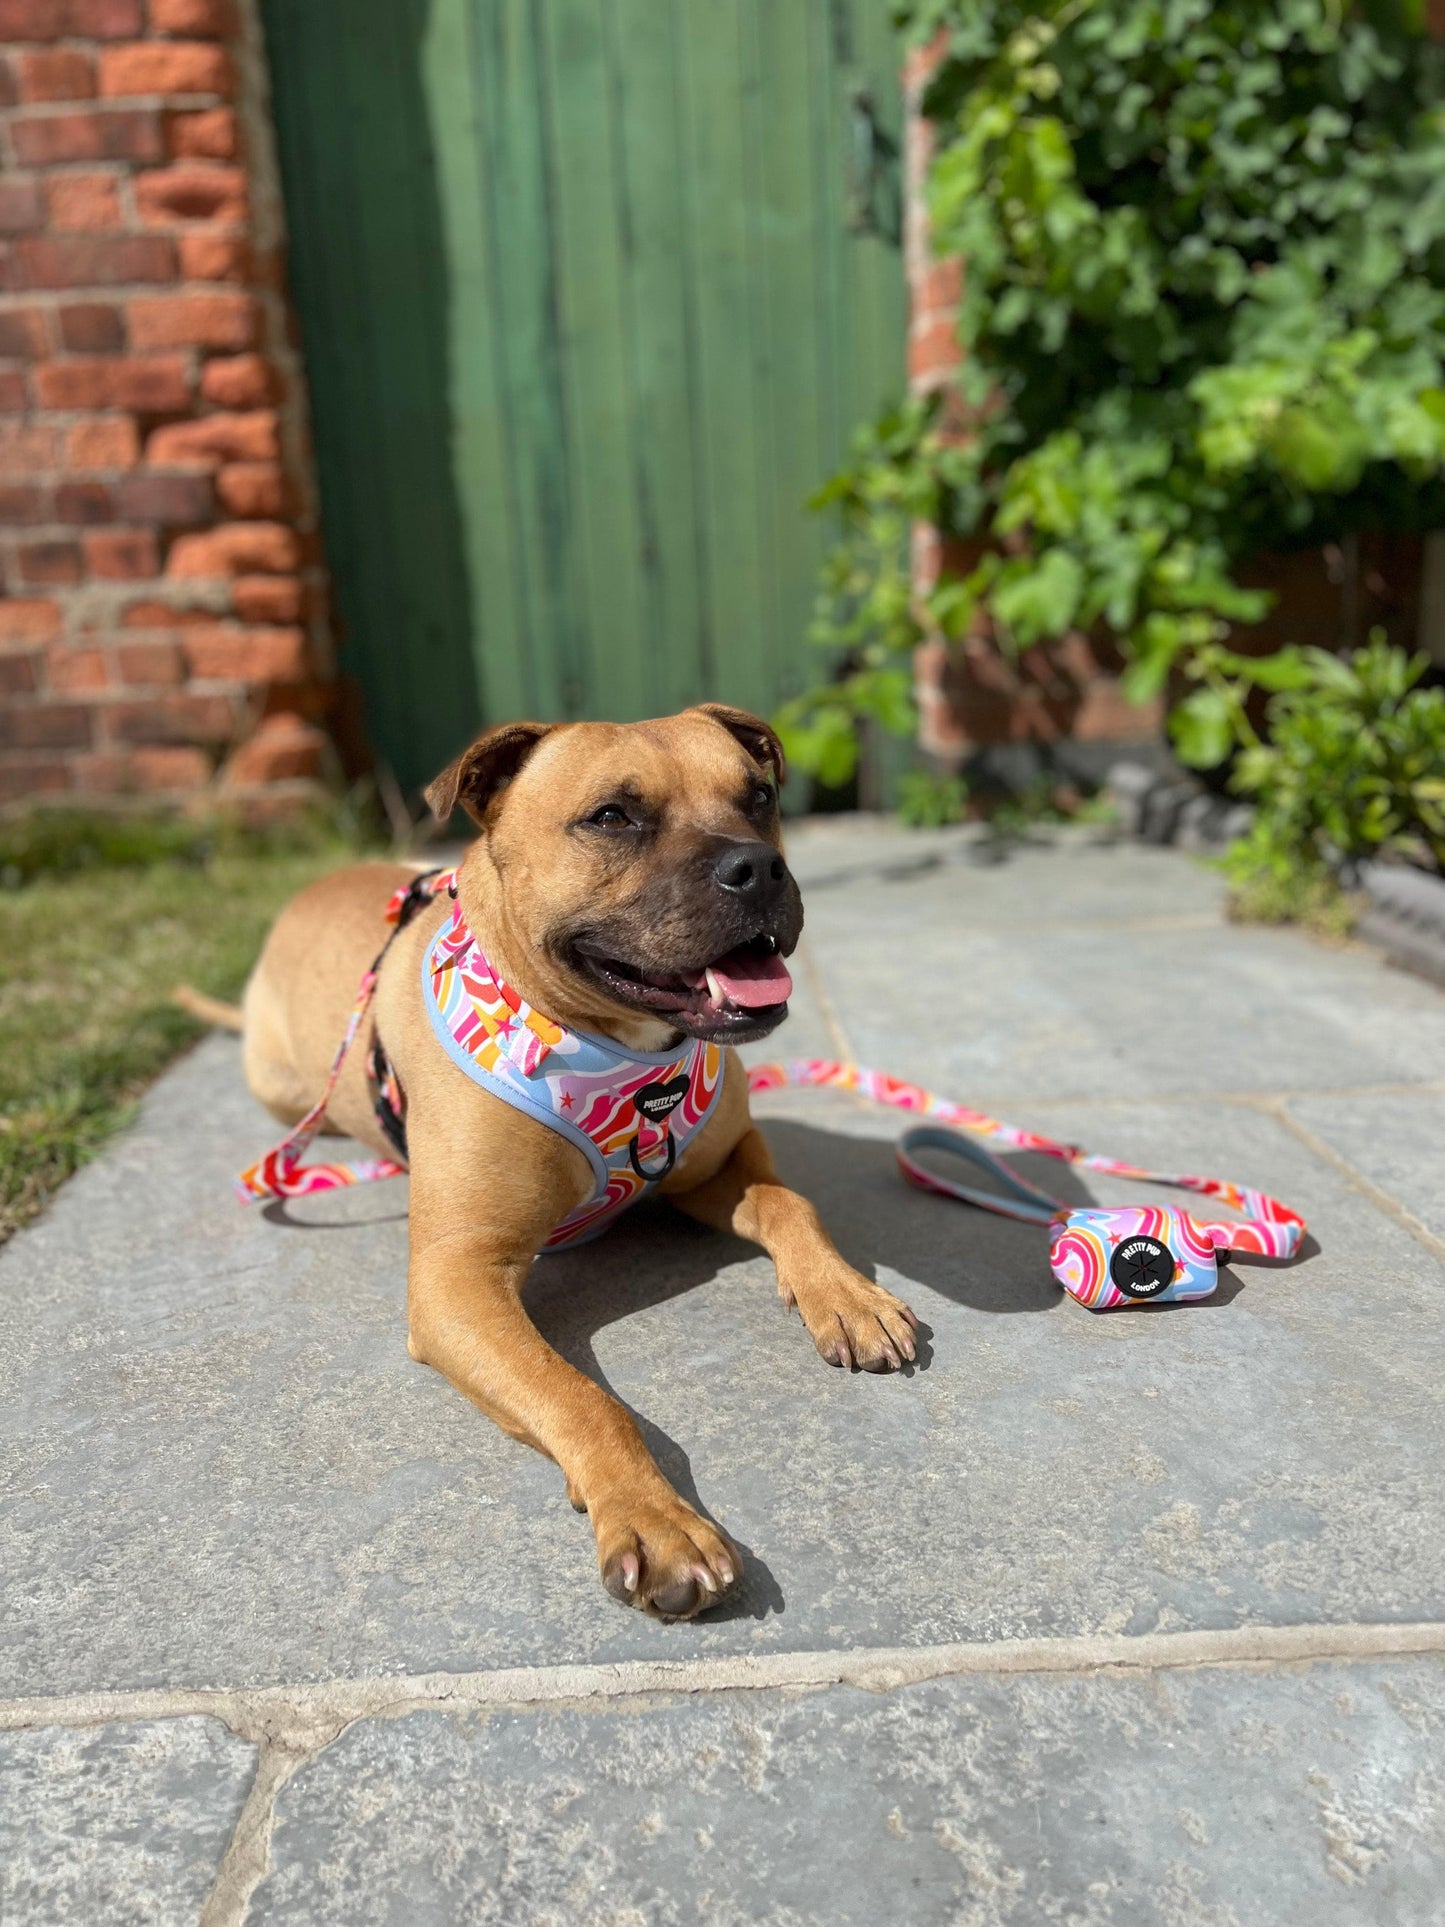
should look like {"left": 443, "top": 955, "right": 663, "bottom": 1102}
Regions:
{"left": 2, "top": 95, "right": 227, "bottom": 116}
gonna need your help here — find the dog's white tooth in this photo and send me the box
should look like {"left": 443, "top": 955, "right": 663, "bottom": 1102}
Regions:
{"left": 705, "top": 967, "right": 725, "bottom": 1007}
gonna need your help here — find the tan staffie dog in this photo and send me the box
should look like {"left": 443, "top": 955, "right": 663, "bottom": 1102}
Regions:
{"left": 238, "top": 705, "right": 917, "bottom": 1619}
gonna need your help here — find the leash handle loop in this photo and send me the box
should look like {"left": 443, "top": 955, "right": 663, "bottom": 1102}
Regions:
{"left": 745, "top": 1058, "right": 1306, "bottom": 1261}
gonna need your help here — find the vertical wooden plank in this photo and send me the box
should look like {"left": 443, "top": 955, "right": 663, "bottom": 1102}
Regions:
{"left": 260, "top": 0, "right": 481, "bottom": 791}
{"left": 471, "top": 0, "right": 585, "bottom": 720}
{"left": 735, "top": 1, "right": 785, "bottom": 717}
{"left": 807, "top": 0, "right": 854, "bottom": 726}
{"left": 420, "top": 0, "right": 531, "bottom": 725}
{"left": 535, "top": 0, "right": 651, "bottom": 722}
{"left": 358, "top": 0, "right": 481, "bottom": 768}
{"left": 676, "top": 0, "right": 768, "bottom": 716}
{"left": 604, "top": 0, "right": 711, "bottom": 714}
{"left": 756, "top": 0, "right": 834, "bottom": 717}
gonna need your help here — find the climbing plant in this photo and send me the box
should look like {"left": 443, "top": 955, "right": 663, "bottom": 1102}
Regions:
{"left": 778, "top": 0, "right": 1445, "bottom": 784}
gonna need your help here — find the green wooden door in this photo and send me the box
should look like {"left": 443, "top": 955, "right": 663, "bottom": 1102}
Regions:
{"left": 262, "top": 0, "right": 904, "bottom": 796}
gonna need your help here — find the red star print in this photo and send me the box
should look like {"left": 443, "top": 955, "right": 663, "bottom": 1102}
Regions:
{"left": 560, "top": 1092, "right": 574, "bottom": 1110}
{"left": 495, "top": 1017, "right": 515, "bottom": 1037}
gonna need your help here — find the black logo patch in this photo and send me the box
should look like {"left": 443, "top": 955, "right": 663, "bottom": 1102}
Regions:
{"left": 1109, "top": 1234, "right": 1176, "bottom": 1299}
{"left": 634, "top": 1076, "right": 689, "bottom": 1122}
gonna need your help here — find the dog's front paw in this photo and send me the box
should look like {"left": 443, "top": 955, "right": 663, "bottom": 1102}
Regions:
{"left": 786, "top": 1265, "right": 918, "bottom": 1373}
{"left": 592, "top": 1489, "right": 740, "bottom": 1620}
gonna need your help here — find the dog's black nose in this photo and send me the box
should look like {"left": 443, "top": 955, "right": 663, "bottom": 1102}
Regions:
{"left": 714, "top": 840, "right": 787, "bottom": 898}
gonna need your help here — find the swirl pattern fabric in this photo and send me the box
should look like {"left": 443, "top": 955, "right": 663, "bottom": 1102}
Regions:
{"left": 422, "top": 900, "right": 724, "bottom": 1249}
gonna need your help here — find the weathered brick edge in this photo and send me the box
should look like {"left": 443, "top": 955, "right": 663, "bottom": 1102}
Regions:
{"left": 902, "top": 31, "right": 1163, "bottom": 764}
{"left": 0, "top": 0, "right": 336, "bottom": 809}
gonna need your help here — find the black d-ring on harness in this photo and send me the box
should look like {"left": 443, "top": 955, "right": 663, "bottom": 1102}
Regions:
{"left": 626, "top": 1072, "right": 690, "bottom": 1183}
{"left": 627, "top": 1129, "right": 677, "bottom": 1182}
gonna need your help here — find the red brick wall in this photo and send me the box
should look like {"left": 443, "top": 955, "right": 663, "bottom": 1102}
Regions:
{"left": 0, "top": 0, "right": 334, "bottom": 809}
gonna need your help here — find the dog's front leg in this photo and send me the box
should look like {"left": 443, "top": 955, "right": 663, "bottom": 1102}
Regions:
{"left": 406, "top": 1225, "right": 739, "bottom": 1618}
{"left": 670, "top": 1127, "right": 918, "bottom": 1372}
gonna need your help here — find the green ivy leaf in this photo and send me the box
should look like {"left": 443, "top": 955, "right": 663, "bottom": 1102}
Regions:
{"left": 990, "top": 548, "right": 1085, "bottom": 642}
{"left": 1170, "top": 688, "right": 1237, "bottom": 770}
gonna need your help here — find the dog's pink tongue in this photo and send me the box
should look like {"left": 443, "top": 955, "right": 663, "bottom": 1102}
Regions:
{"left": 706, "top": 949, "right": 793, "bottom": 1009}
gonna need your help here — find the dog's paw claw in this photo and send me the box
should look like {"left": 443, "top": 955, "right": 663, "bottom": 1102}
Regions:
{"left": 595, "top": 1497, "right": 739, "bottom": 1620}
{"left": 803, "top": 1272, "right": 917, "bottom": 1374}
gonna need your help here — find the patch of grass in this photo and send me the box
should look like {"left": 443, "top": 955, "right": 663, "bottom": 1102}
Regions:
{"left": 0, "top": 839, "right": 360, "bottom": 1244}
{"left": 1224, "top": 859, "right": 1359, "bottom": 942}
{"left": 986, "top": 780, "right": 1119, "bottom": 837}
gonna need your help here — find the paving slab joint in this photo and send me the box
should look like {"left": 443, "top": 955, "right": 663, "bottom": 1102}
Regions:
{"left": 6, "top": 1621, "right": 1445, "bottom": 1915}
{"left": 1258, "top": 1096, "right": 1445, "bottom": 1262}
{"left": 793, "top": 932, "right": 856, "bottom": 1063}
{"left": 199, "top": 1700, "right": 353, "bottom": 1927}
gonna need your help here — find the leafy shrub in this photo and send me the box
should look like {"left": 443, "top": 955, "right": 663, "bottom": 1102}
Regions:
{"left": 780, "top": 0, "right": 1445, "bottom": 784}
{"left": 1223, "top": 637, "right": 1445, "bottom": 917}
{"left": 896, "top": 768, "right": 971, "bottom": 825}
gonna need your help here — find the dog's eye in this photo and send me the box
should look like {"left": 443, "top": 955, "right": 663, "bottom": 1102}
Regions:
{"left": 588, "top": 804, "right": 632, "bottom": 830}
{"left": 751, "top": 782, "right": 775, "bottom": 812}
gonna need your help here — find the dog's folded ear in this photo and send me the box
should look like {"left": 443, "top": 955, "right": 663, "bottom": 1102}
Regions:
{"left": 423, "top": 721, "right": 554, "bottom": 827}
{"left": 691, "top": 703, "right": 787, "bottom": 786}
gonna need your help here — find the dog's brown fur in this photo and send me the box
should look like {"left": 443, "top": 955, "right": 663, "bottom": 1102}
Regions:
{"left": 240, "top": 706, "right": 916, "bottom": 1619}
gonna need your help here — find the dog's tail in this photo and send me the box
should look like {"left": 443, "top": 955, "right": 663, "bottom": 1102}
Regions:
{"left": 173, "top": 983, "right": 244, "bottom": 1032}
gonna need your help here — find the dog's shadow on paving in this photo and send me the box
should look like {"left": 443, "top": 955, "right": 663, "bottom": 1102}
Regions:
{"left": 761, "top": 1116, "right": 1087, "bottom": 1316}
{"left": 525, "top": 1219, "right": 792, "bottom": 1624}
{"left": 520, "top": 1118, "right": 1113, "bottom": 1622}
{"left": 756, "top": 1118, "right": 1284, "bottom": 1313}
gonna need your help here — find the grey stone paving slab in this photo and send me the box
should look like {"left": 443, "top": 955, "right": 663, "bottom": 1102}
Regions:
{"left": 252, "top": 1657, "right": 1445, "bottom": 1925}
{"left": 1285, "top": 1090, "right": 1445, "bottom": 1245}
{"left": 0, "top": 1717, "right": 254, "bottom": 1925}
{"left": 784, "top": 817, "right": 1214, "bottom": 922}
{"left": 796, "top": 833, "right": 1445, "bottom": 1099}
{"left": 3, "top": 1013, "right": 1443, "bottom": 1695}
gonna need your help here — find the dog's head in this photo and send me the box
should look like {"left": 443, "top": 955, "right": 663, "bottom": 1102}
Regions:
{"left": 425, "top": 706, "right": 804, "bottom": 1046}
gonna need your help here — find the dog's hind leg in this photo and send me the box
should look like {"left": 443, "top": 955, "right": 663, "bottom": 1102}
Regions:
{"left": 238, "top": 970, "right": 317, "bottom": 1129}
{"left": 670, "top": 1126, "right": 918, "bottom": 1373}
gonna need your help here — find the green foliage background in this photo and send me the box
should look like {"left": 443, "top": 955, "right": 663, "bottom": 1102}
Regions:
{"left": 779, "top": 0, "right": 1445, "bottom": 785}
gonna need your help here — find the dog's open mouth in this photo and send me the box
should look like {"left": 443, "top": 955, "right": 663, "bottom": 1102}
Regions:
{"left": 571, "top": 932, "right": 793, "bottom": 1031}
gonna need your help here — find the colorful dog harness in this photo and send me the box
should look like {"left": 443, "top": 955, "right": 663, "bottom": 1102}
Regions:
{"left": 420, "top": 891, "right": 724, "bottom": 1247}
{"left": 237, "top": 869, "right": 725, "bottom": 1249}
{"left": 238, "top": 881, "right": 1306, "bottom": 1302}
